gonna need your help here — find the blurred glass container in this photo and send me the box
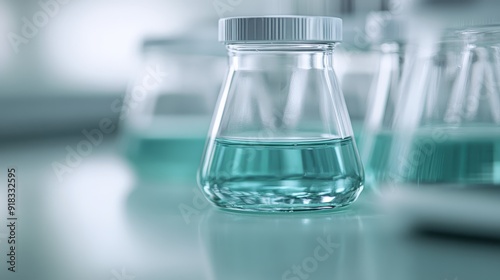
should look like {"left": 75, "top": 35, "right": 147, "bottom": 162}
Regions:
{"left": 335, "top": 22, "right": 380, "bottom": 140}
{"left": 335, "top": 51, "right": 377, "bottom": 139}
{"left": 120, "top": 37, "right": 226, "bottom": 183}
{"left": 359, "top": 12, "right": 408, "bottom": 189}
{"left": 389, "top": 24, "right": 500, "bottom": 185}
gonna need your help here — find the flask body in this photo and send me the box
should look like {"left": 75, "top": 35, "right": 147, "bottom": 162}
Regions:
{"left": 198, "top": 44, "right": 364, "bottom": 211}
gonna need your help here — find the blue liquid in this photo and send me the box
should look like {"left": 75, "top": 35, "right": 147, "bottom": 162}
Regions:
{"left": 360, "top": 130, "right": 394, "bottom": 187}
{"left": 351, "top": 120, "right": 364, "bottom": 144}
{"left": 199, "top": 137, "right": 364, "bottom": 211}
{"left": 123, "top": 130, "right": 206, "bottom": 183}
{"left": 396, "top": 128, "right": 500, "bottom": 184}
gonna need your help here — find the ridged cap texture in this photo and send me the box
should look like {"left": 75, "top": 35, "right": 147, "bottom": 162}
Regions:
{"left": 219, "top": 16, "right": 342, "bottom": 43}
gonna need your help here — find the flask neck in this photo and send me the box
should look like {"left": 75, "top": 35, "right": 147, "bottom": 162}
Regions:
{"left": 226, "top": 44, "right": 336, "bottom": 71}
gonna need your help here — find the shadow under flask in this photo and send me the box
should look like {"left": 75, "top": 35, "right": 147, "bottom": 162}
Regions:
{"left": 198, "top": 16, "right": 364, "bottom": 212}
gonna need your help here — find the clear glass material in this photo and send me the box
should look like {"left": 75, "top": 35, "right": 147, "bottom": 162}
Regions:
{"left": 360, "top": 42, "right": 405, "bottom": 188}
{"left": 388, "top": 25, "right": 500, "bottom": 186}
{"left": 198, "top": 43, "right": 364, "bottom": 211}
{"left": 335, "top": 47, "right": 378, "bottom": 140}
{"left": 121, "top": 38, "right": 225, "bottom": 182}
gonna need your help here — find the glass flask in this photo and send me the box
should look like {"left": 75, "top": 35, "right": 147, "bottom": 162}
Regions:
{"left": 198, "top": 16, "right": 365, "bottom": 212}
{"left": 121, "top": 37, "right": 225, "bottom": 183}
{"left": 389, "top": 24, "right": 500, "bottom": 186}
{"left": 359, "top": 12, "right": 407, "bottom": 188}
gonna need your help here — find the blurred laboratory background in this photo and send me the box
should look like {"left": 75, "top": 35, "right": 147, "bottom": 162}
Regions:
{"left": 0, "top": 0, "right": 387, "bottom": 141}
{"left": 1, "top": 0, "right": 500, "bottom": 279}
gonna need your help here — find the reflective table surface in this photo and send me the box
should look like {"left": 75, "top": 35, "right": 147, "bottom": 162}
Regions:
{"left": 0, "top": 137, "right": 499, "bottom": 280}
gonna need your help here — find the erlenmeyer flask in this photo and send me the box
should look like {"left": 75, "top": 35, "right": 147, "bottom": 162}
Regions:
{"left": 198, "top": 16, "right": 364, "bottom": 212}
{"left": 389, "top": 25, "right": 500, "bottom": 185}
{"left": 121, "top": 37, "right": 225, "bottom": 182}
{"left": 360, "top": 12, "right": 407, "bottom": 188}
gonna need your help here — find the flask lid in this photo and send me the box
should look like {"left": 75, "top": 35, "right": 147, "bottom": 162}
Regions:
{"left": 219, "top": 16, "right": 342, "bottom": 43}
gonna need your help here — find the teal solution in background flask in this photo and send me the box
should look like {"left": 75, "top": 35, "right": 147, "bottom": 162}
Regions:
{"left": 119, "top": 37, "right": 224, "bottom": 183}
{"left": 395, "top": 128, "right": 500, "bottom": 184}
{"left": 358, "top": 12, "right": 407, "bottom": 189}
{"left": 388, "top": 24, "right": 500, "bottom": 187}
{"left": 198, "top": 16, "right": 365, "bottom": 212}
{"left": 362, "top": 130, "right": 394, "bottom": 184}
{"left": 123, "top": 118, "right": 207, "bottom": 182}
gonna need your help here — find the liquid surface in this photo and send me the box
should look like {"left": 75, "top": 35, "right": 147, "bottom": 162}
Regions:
{"left": 395, "top": 128, "right": 500, "bottom": 184}
{"left": 200, "top": 137, "right": 364, "bottom": 211}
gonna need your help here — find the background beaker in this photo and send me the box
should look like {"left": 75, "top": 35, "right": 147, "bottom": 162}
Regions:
{"left": 120, "top": 36, "right": 226, "bottom": 183}
{"left": 359, "top": 11, "right": 407, "bottom": 189}
{"left": 389, "top": 25, "right": 500, "bottom": 185}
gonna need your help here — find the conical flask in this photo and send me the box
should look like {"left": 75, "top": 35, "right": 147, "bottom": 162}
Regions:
{"left": 359, "top": 12, "right": 407, "bottom": 188}
{"left": 120, "top": 37, "right": 224, "bottom": 182}
{"left": 198, "top": 16, "right": 364, "bottom": 212}
{"left": 389, "top": 24, "right": 500, "bottom": 185}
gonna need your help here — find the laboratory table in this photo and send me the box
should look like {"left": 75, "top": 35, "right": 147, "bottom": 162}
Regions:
{"left": 0, "top": 137, "right": 499, "bottom": 280}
